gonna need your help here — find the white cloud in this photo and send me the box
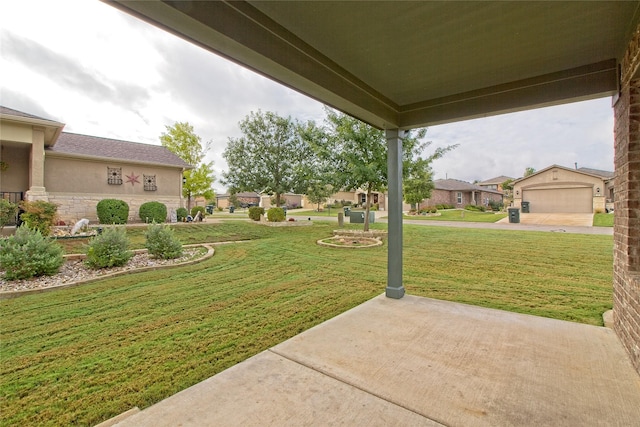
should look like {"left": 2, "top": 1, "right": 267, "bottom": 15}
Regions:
{"left": 0, "top": 0, "right": 615, "bottom": 190}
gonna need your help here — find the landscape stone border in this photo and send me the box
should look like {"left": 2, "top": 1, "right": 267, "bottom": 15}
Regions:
{"left": 0, "top": 243, "right": 218, "bottom": 299}
{"left": 317, "top": 236, "right": 383, "bottom": 249}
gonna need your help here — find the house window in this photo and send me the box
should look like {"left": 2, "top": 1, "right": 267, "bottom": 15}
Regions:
{"left": 143, "top": 174, "right": 157, "bottom": 191}
{"left": 107, "top": 167, "right": 122, "bottom": 185}
{"left": 457, "top": 192, "right": 462, "bottom": 204}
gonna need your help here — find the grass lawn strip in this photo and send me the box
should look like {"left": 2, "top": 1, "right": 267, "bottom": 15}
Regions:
{"left": 0, "top": 222, "right": 613, "bottom": 426}
{"left": 404, "top": 209, "right": 507, "bottom": 222}
{"left": 593, "top": 212, "right": 614, "bottom": 227}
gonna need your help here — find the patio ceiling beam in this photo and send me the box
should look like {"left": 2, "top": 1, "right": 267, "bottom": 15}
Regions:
{"left": 398, "top": 59, "right": 619, "bottom": 128}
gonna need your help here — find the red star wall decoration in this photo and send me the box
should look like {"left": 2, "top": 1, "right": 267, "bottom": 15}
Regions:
{"left": 125, "top": 172, "right": 140, "bottom": 186}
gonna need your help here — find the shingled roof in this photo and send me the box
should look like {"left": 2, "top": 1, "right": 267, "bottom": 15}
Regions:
{"left": 577, "top": 167, "right": 614, "bottom": 179}
{"left": 47, "top": 132, "right": 192, "bottom": 169}
{"left": 435, "top": 179, "right": 502, "bottom": 194}
{"left": 0, "top": 106, "right": 57, "bottom": 122}
{"left": 477, "top": 175, "right": 515, "bottom": 186}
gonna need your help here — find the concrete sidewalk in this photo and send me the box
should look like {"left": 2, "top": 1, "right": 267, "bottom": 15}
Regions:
{"left": 110, "top": 295, "right": 640, "bottom": 426}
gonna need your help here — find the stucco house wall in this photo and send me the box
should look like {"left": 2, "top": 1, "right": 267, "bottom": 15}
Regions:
{"left": 513, "top": 165, "right": 612, "bottom": 213}
{"left": 44, "top": 156, "right": 184, "bottom": 223}
{"left": 1, "top": 106, "right": 192, "bottom": 225}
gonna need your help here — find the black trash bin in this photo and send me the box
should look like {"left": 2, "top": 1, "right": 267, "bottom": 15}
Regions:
{"left": 343, "top": 206, "right": 351, "bottom": 217}
{"left": 206, "top": 205, "right": 214, "bottom": 214}
{"left": 521, "top": 201, "right": 530, "bottom": 213}
{"left": 229, "top": 206, "right": 235, "bottom": 213}
{"left": 508, "top": 207, "right": 520, "bottom": 223}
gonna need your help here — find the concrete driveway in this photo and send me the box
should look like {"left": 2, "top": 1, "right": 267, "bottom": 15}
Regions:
{"left": 498, "top": 213, "right": 594, "bottom": 227}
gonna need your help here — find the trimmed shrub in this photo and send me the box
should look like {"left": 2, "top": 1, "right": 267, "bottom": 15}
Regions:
{"left": 85, "top": 227, "right": 133, "bottom": 269}
{"left": 436, "top": 204, "right": 455, "bottom": 210}
{"left": 267, "top": 207, "right": 285, "bottom": 222}
{"left": 0, "top": 225, "right": 64, "bottom": 280}
{"left": 465, "top": 204, "right": 486, "bottom": 212}
{"left": 419, "top": 206, "right": 437, "bottom": 214}
{"left": 488, "top": 200, "right": 504, "bottom": 211}
{"left": 19, "top": 200, "right": 59, "bottom": 236}
{"left": 191, "top": 206, "right": 206, "bottom": 218}
{"left": 139, "top": 201, "right": 167, "bottom": 223}
{"left": 248, "top": 206, "right": 265, "bottom": 221}
{"left": 145, "top": 223, "right": 183, "bottom": 259}
{"left": 96, "top": 199, "right": 129, "bottom": 224}
{"left": 0, "top": 198, "right": 18, "bottom": 230}
{"left": 176, "top": 207, "right": 188, "bottom": 222}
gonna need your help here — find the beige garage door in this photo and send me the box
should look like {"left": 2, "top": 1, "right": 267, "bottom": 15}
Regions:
{"left": 523, "top": 188, "right": 592, "bottom": 213}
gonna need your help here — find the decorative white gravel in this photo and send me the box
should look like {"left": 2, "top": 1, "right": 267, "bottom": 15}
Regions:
{"left": 0, "top": 248, "right": 205, "bottom": 293}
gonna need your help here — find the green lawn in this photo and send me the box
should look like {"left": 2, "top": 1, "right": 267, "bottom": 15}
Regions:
{"left": 593, "top": 212, "right": 614, "bottom": 227}
{"left": 405, "top": 209, "right": 507, "bottom": 222}
{"left": 287, "top": 208, "right": 345, "bottom": 217}
{"left": 0, "top": 222, "right": 613, "bottom": 426}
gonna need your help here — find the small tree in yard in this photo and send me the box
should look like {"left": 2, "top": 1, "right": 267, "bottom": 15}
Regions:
{"left": 160, "top": 122, "right": 215, "bottom": 211}
{"left": 404, "top": 158, "right": 435, "bottom": 211}
{"left": 306, "top": 181, "right": 333, "bottom": 211}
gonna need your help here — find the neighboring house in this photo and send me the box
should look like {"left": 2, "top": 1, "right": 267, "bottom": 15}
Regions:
{"left": 512, "top": 164, "right": 613, "bottom": 213}
{"left": 477, "top": 175, "right": 514, "bottom": 193}
{"left": 0, "top": 106, "right": 192, "bottom": 224}
{"left": 260, "top": 193, "right": 303, "bottom": 209}
{"left": 404, "top": 179, "right": 503, "bottom": 210}
{"left": 216, "top": 192, "right": 261, "bottom": 209}
{"left": 323, "top": 189, "right": 387, "bottom": 210}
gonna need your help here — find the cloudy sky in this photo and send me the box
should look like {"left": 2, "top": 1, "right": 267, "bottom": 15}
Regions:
{"left": 1, "top": 1, "right": 615, "bottom": 191}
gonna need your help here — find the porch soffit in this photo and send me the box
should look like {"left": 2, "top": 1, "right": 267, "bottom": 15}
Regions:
{"left": 110, "top": 1, "right": 640, "bottom": 129}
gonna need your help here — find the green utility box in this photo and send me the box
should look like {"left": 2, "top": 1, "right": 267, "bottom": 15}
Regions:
{"left": 349, "top": 211, "right": 375, "bottom": 224}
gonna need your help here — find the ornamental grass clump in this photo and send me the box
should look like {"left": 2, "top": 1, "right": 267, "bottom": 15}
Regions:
{"left": 145, "top": 223, "right": 183, "bottom": 259}
{"left": 0, "top": 225, "right": 64, "bottom": 280}
{"left": 85, "top": 227, "right": 132, "bottom": 269}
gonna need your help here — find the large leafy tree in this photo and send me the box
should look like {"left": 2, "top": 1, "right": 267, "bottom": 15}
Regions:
{"left": 222, "top": 110, "right": 314, "bottom": 207}
{"left": 160, "top": 122, "right": 215, "bottom": 211}
{"left": 321, "top": 109, "right": 455, "bottom": 231}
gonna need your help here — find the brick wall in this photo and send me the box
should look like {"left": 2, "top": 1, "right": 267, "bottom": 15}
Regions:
{"left": 613, "top": 23, "right": 640, "bottom": 374}
{"left": 420, "top": 189, "right": 502, "bottom": 208}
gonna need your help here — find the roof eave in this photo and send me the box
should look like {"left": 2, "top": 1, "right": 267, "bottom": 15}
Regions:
{"left": 45, "top": 150, "right": 194, "bottom": 169}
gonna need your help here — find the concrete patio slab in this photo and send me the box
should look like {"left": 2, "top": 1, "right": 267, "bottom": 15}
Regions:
{"left": 112, "top": 295, "right": 640, "bottom": 426}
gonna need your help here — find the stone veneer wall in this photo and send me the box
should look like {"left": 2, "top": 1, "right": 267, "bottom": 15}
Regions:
{"left": 613, "top": 23, "right": 640, "bottom": 374}
{"left": 47, "top": 193, "right": 182, "bottom": 225}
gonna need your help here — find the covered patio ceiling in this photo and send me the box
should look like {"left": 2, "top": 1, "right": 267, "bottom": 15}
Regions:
{"left": 110, "top": 1, "right": 639, "bottom": 129}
